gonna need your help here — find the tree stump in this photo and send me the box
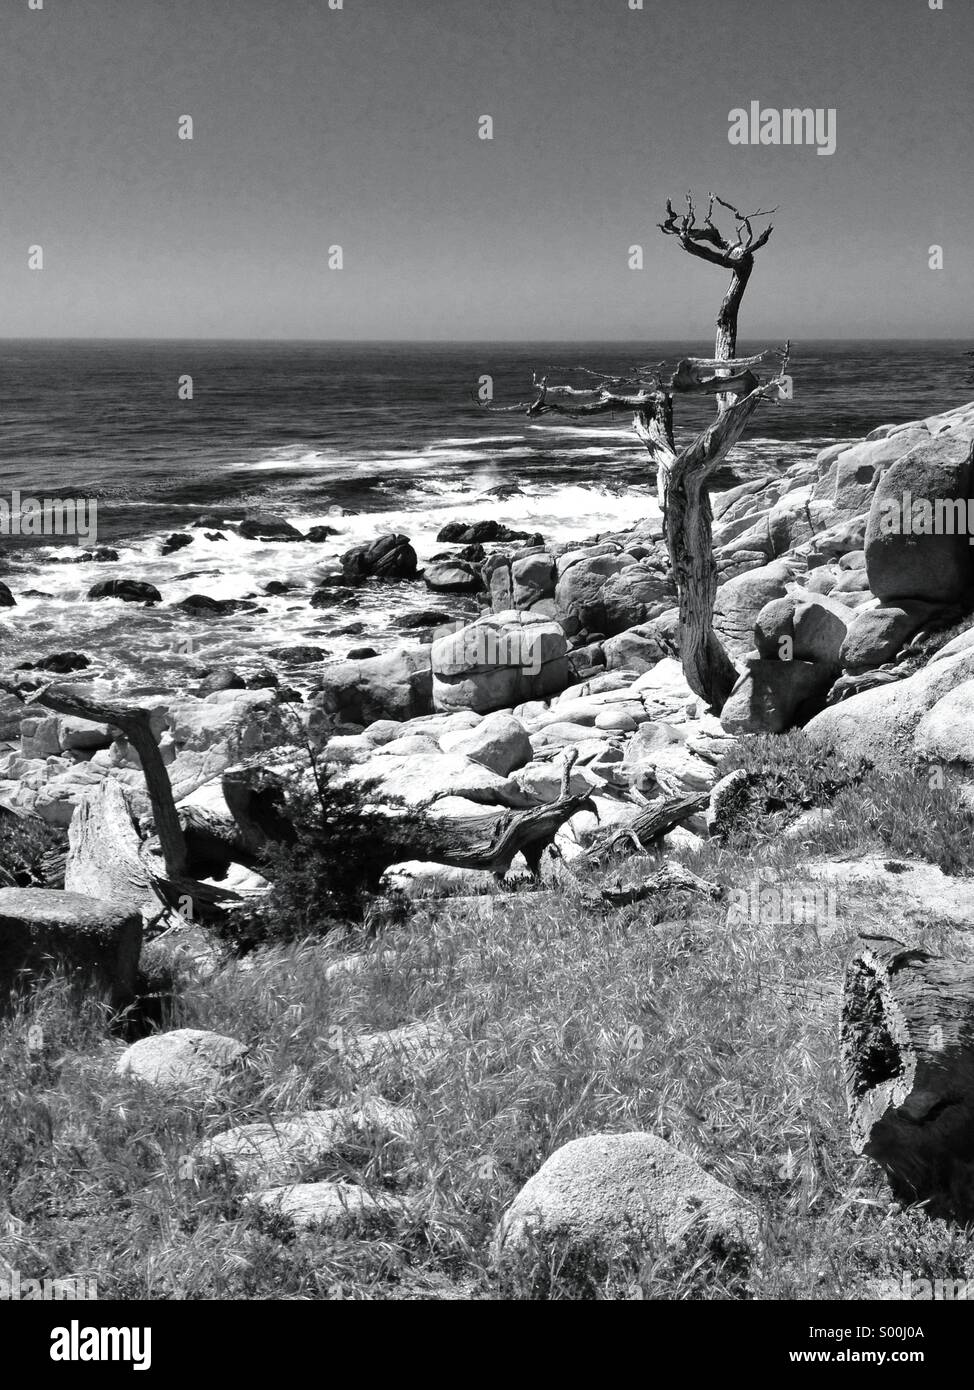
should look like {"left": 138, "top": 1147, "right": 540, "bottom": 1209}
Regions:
{"left": 842, "top": 935, "right": 974, "bottom": 1219}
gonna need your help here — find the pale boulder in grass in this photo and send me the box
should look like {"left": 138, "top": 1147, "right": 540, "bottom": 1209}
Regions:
{"left": 194, "top": 1097, "right": 415, "bottom": 1187}
{"left": 247, "top": 1181, "right": 415, "bottom": 1233}
{"left": 115, "top": 1028, "right": 248, "bottom": 1094}
{"left": 495, "top": 1133, "right": 759, "bottom": 1263}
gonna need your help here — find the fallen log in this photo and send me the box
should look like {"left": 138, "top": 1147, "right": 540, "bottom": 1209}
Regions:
{"left": 842, "top": 935, "right": 974, "bottom": 1219}
{"left": 580, "top": 791, "right": 709, "bottom": 863}
{"left": 583, "top": 862, "right": 720, "bottom": 908}
{"left": 418, "top": 751, "right": 595, "bottom": 881}
{"left": 1, "top": 681, "right": 188, "bottom": 879}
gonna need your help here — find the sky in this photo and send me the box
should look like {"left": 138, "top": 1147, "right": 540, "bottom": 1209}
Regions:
{"left": 1, "top": 0, "right": 971, "bottom": 340}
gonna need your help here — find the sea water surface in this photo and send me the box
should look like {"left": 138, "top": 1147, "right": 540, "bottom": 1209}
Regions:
{"left": 0, "top": 340, "right": 970, "bottom": 687}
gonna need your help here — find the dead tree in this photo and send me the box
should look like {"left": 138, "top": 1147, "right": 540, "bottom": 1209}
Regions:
{"left": 486, "top": 192, "right": 787, "bottom": 711}
{"left": 1, "top": 680, "right": 188, "bottom": 878}
{"left": 659, "top": 191, "right": 776, "bottom": 411}
{"left": 843, "top": 936, "right": 974, "bottom": 1219}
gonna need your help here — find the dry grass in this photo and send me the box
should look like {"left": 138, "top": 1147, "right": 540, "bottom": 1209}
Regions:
{"left": 3, "top": 738, "right": 974, "bottom": 1300}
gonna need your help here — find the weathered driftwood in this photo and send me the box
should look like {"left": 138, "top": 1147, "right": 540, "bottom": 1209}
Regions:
{"left": 843, "top": 936, "right": 974, "bottom": 1218}
{"left": 419, "top": 751, "right": 595, "bottom": 881}
{"left": 583, "top": 862, "right": 720, "bottom": 909}
{"left": 3, "top": 682, "right": 188, "bottom": 879}
{"left": 581, "top": 791, "right": 709, "bottom": 862}
{"left": 224, "top": 751, "right": 594, "bottom": 884}
{"left": 64, "top": 778, "right": 155, "bottom": 914}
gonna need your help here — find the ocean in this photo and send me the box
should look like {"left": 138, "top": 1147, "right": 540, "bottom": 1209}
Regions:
{"left": 1, "top": 339, "right": 971, "bottom": 687}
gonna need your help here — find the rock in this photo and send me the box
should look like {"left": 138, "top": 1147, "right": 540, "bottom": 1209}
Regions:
{"left": 512, "top": 553, "right": 557, "bottom": 608}
{"left": 720, "top": 657, "right": 830, "bottom": 735}
{"left": 115, "top": 1028, "right": 248, "bottom": 1093}
{"left": 915, "top": 680, "right": 974, "bottom": 766}
{"left": 713, "top": 560, "right": 792, "bottom": 656}
{"left": 0, "top": 887, "right": 142, "bottom": 1005}
{"left": 87, "top": 579, "right": 161, "bottom": 604}
{"left": 346, "top": 646, "right": 378, "bottom": 660}
{"left": 810, "top": 514, "right": 869, "bottom": 558}
{"left": 805, "top": 637, "right": 974, "bottom": 764}
{"left": 305, "top": 525, "right": 339, "bottom": 542}
{"left": 341, "top": 534, "right": 418, "bottom": 581}
{"left": 194, "top": 1097, "right": 414, "bottom": 1186}
{"left": 865, "top": 435, "right": 974, "bottom": 604}
{"left": 594, "top": 709, "right": 638, "bottom": 733}
{"left": 175, "top": 595, "right": 259, "bottom": 617}
{"left": 21, "top": 652, "right": 90, "bottom": 674}
{"left": 396, "top": 610, "right": 453, "bottom": 630}
{"left": 57, "top": 716, "right": 113, "bottom": 751}
{"left": 753, "top": 592, "right": 850, "bottom": 669}
{"left": 238, "top": 513, "right": 304, "bottom": 542}
{"left": 441, "top": 712, "right": 533, "bottom": 775}
{"left": 0, "top": 581, "right": 14, "bottom": 607}
{"left": 839, "top": 600, "right": 941, "bottom": 674}
{"left": 339, "top": 1020, "right": 451, "bottom": 1072}
{"left": 495, "top": 1132, "right": 758, "bottom": 1263}
{"left": 314, "top": 646, "right": 433, "bottom": 725}
{"left": 343, "top": 750, "right": 530, "bottom": 809}
{"left": 160, "top": 532, "right": 193, "bottom": 554}
{"left": 436, "top": 520, "right": 530, "bottom": 544}
{"left": 431, "top": 611, "right": 571, "bottom": 714}
{"left": 489, "top": 562, "right": 513, "bottom": 611}
{"left": 246, "top": 1181, "right": 413, "bottom": 1233}
{"left": 266, "top": 645, "right": 325, "bottom": 665}
{"left": 602, "top": 618, "right": 674, "bottom": 672}
{"left": 554, "top": 554, "right": 635, "bottom": 633}
{"left": 197, "top": 669, "right": 247, "bottom": 695}
{"left": 832, "top": 568, "right": 870, "bottom": 593}
{"left": 423, "top": 562, "right": 484, "bottom": 594}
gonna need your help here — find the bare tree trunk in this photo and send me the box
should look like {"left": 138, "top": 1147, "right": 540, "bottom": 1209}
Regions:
{"left": 843, "top": 935, "right": 974, "bottom": 1219}
{"left": 714, "top": 256, "right": 753, "bottom": 410}
{"left": 22, "top": 687, "right": 188, "bottom": 879}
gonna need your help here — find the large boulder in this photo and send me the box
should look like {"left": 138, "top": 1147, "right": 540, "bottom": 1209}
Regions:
{"left": 431, "top": 611, "right": 570, "bottom": 714}
{"left": 839, "top": 600, "right": 941, "bottom": 674}
{"left": 554, "top": 554, "right": 637, "bottom": 633}
{"left": 805, "top": 634, "right": 974, "bottom": 764}
{"left": 423, "top": 562, "right": 483, "bottom": 594}
{"left": 713, "top": 560, "right": 793, "bottom": 657}
{"left": 495, "top": 1132, "right": 758, "bottom": 1264}
{"left": 116, "top": 1028, "right": 248, "bottom": 1093}
{"left": 238, "top": 513, "right": 304, "bottom": 541}
{"left": 600, "top": 565, "right": 674, "bottom": 636}
{"left": 440, "top": 711, "right": 533, "bottom": 775}
{"left": 340, "top": 534, "right": 417, "bottom": 581}
{"left": 511, "top": 552, "right": 557, "bottom": 608}
{"left": 719, "top": 657, "right": 830, "bottom": 735}
{"left": 865, "top": 436, "right": 974, "bottom": 604}
{"left": 0, "top": 888, "right": 142, "bottom": 1005}
{"left": 602, "top": 620, "right": 672, "bottom": 673}
{"left": 87, "top": 579, "right": 161, "bottom": 605}
{"left": 914, "top": 680, "right": 974, "bottom": 767}
{"left": 0, "top": 581, "right": 14, "bottom": 607}
{"left": 314, "top": 646, "right": 433, "bottom": 725}
{"left": 753, "top": 592, "right": 850, "bottom": 669}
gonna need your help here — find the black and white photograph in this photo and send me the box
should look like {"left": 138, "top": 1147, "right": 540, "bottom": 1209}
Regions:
{"left": 0, "top": 0, "right": 972, "bottom": 1346}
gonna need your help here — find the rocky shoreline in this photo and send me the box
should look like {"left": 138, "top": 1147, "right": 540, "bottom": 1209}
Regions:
{"left": 3, "top": 397, "right": 974, "bottom": 862}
